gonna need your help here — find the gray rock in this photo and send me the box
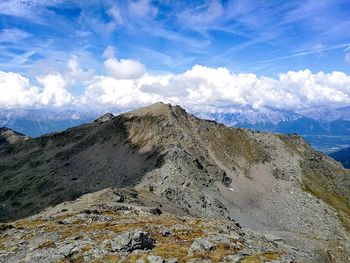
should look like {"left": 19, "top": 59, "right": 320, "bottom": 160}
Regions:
{"left": 58, "top": 243, "right": 76, "bottom": 257}
{"left": 24, "top": 249, "right": 63, "bottom": 263}
{"left": 165, "top": 258, "right": 179, "bottom": 263}
{"left": 188, "top": 237, "right": 215, "bottom": 255}
{"left": 162, "top": 228, "right": 171, "bottom": 237}
{"left": 147, "top": 255, "right": 166, "bottom": 263}
{"left": 110, "top": 231, "right": 155, "bottom": 252}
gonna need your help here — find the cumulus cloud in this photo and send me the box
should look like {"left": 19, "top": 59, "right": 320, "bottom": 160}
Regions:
{"left": 82, "top": 76, "right": 158, "bottom": 108}
{"left": 104, "top": 57, "right": 146, "bottom": 79}
{"left": 37, "top": 73, "right": 74, "bottom": 107}
{"left": 66, "top": 55, "right": 94, "bottom": 85}
{"left": 0, "top": 71, "right": 74, "bottom": 108}
{"left": 77, "top": 65, "right": 350, "bottom": 110}
{"left": 0, "top": 71, "right": 39, "bottom": 108}
{"left": 1, "top": 64, "right": 350, "bottom": 111}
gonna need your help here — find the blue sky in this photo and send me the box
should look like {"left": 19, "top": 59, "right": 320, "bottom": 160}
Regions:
{"left": 1, "top": 0, "right": 350, "bottom": 76}
{"left": 0, "top": 0, "right": 350, "bottom": 111}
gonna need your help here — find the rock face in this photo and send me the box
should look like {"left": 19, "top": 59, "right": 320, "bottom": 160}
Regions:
{"left": 0, "top": 102, "right": 349, "bottom": 262}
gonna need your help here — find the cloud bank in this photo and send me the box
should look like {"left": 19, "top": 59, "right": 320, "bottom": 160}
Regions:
{"left": 1, "top": 54, "right": 350, "bottom": 111}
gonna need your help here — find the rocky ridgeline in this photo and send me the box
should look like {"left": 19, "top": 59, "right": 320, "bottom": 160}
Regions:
{"left": 0, "top": 102, "right": 349, "bottom": 262}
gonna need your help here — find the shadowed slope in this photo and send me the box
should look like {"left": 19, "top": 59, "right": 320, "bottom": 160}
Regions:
{"left": 0, "top": 112, "right": 164, "bottom": 221}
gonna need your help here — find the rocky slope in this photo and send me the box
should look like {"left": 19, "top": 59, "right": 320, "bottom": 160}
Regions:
{"left": 0, "top": 102, "right": 349, "bottom": 262}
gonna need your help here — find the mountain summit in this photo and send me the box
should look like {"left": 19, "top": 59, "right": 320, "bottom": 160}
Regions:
{"left": 0, "top": 102, "right": 349, "bottom": 262}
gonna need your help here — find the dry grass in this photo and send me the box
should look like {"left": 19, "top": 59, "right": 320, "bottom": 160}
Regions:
{"left": 241, "top": 252, "right": 281, "bottom": 263}
{"left": 37, "top": 239, "right": 56, "bottom": 249}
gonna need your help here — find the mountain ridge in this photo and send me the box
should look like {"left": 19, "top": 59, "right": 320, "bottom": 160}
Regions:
{"left": 0, "top": 102, "right": 349, "bottom": 262}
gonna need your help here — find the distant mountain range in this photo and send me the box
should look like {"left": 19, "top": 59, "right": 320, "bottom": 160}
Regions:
{"left": 194, "top": 105, "right": 350, "bottom": 153}
{"left": 1, "top": 104, "right": 350, "bottom": 152}
{"left": 0, "top": 108, "right": 97, "bottom": 137}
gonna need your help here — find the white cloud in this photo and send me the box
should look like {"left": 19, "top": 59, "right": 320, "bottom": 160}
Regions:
{"left": 178, "top": 0, "right": 223, "bottom": 28}
{"left": 102, "top": 46, "right": 116, "bottom": 59}
{"left": 345, "top": 52, "right": 350, "bottom": 64}
{"left": 0, "top": 28, "right": 32, "bottom": 42}
{"left": 108, "top": 5, "right": 124, "bottom": 26}
{"left": 66, "top": 55, "right": 94, "bottom": 85}
{"left": 0, "top": 71, "right": 74, "bottom": 108}
{"left": 1, "top": 64, "right": 350, "bottom": 111}
{"left": 0, "top": 71, "right": 39, "bottom": 108}
{"left": 77, "top": 65, "right": 350, "bottom": 111}
{"left": 82, "top": 76, "right": 157, "bottom": 108}
{"left": 104, "top": 57, "right": 146, "bottom": 79}
{"left": 128, "top": 0, "right": 158, "bottom": 18}
{"left": 37, "top": 73, "right": 74, "bottom": 107}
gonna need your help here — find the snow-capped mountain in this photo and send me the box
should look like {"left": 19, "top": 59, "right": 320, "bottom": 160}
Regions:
{"left": 190, "top": 104, "right": 301, "bottom": 126}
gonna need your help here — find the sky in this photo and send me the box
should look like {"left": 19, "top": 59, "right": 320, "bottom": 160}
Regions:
{"left": 0, "top": 0, "right": 350, "bottom": 112}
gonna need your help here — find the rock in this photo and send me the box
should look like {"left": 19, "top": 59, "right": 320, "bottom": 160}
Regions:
{"left": 24, "top": 249, "right": 63, "bottom": 263}
{"left": 187, "top": 259, "right": 212, "bottom": 263}
{"left": 162, "top": 228, "right": 171, "bottom": 237}
{"left": 94, "top": 113, "right": 114, "bottom": 123}
{"left": 221, "top": 172, "right": 232, "bottom": 187}
{"left": 150, "top": 207, "right": 162, "bottom": 215}
{"left": 113, "top": 191, "right": 124, "bottom": 203}
{"left": 58, "top": 243, "right": 76, "bottom": 257}
{"left": 166, "top": 258, "right": 179, "bottom": 263}
{"left": 147, "top": 255, "right": 166, "bottom": 263}
{"left": 188, "top": 237, "right": 215, "bottom": 255}
{"left": 227, "top": 253, "right": 247, "bottom": 262}
{"left": 0, "top": 224, "right": 14, "bottom": 231}
{"left": 110, "top": 231, "right": 155, "bottom": 252}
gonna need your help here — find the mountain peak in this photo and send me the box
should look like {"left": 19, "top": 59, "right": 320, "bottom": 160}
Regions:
{"left": 125, "top": 102, "right": 189, "bottom": 119}
{"left": 0, "top": 127, "right": 29, "bottom": 145}
{"left": 94, "top": 112, "right": 115, "bottom": 123}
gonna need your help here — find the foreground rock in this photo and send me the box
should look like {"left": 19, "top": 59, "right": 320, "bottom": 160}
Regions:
{"left": 0, "top": 188, "right": 348, "bottom": 262}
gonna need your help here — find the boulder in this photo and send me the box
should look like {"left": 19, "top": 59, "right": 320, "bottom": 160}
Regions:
{"left": 110, "top": 231, "right": 155, "bottom": 252}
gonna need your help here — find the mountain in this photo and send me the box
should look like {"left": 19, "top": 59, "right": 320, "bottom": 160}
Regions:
{"left": 2, "top": 105, "right": 350, "bottom": 153}
{"left": 0, "top": 127, "right": 29, "bottom": 147}
{"left": 299, "top": 105, "right": 350, "bottom": 122}
{"left": 0, "top": 108, "right": 97, "bottom": 137}
{"left": 0, "top": 102, "right": 349, "bottom": 262}
{"left": 330, "top": 147, "right": 350, "bottom": 169}
{"left": 193, "top": 106, "right": 350, "bottom": 153}
{"left": 192, "top": 104, "right": 301, "bottom": 126}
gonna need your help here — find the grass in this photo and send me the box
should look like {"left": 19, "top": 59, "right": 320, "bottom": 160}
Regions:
{"left": 37, "top": 239, "right": 56, "bottom": 249}
{"left": 241, "top": 252, "right": 281, "bottom": 263}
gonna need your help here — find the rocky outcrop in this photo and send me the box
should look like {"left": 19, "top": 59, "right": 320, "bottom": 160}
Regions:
{"left": 109, "top": 231, "right": 155, "bottom": 252}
